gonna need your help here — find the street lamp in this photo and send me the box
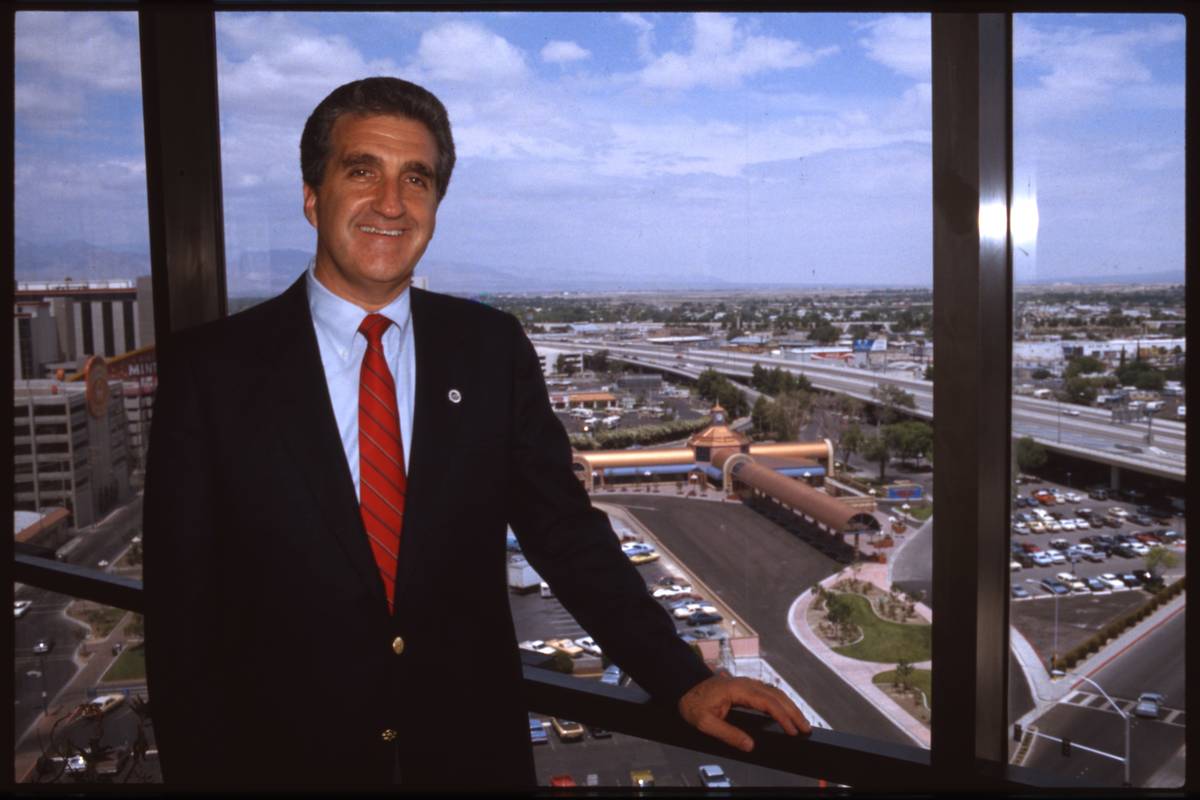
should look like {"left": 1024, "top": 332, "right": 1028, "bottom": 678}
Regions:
{"left": 1026, "top": 578, "right": 1060, "bottom": 669}
{"left": 1051, "top": 669, "right": 1132, "bottom": 787}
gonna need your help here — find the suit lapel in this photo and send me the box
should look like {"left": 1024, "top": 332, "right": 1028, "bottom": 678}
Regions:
{"left": 396, "top": 288, "right": 469, "bottom": 593}
{"left": 264, "top": 275, "right": 387, "bottom": 606}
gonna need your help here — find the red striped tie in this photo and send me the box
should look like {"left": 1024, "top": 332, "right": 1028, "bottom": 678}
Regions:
{"left": 357, "top": 313, "right": 406, "bottom": 612}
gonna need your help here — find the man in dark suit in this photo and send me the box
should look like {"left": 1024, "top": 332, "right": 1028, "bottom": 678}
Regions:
{"left": 144, "top": 77, "right": 808, "bottom": 791}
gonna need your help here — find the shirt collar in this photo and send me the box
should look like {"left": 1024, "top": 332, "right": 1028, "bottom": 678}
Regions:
{"left": 306, "top": 260, "right": 411, "bottom": 361}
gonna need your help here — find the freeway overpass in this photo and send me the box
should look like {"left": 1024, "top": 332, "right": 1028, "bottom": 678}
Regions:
{"left": 533, "top": 337, "right": 1185, "bottom": 483}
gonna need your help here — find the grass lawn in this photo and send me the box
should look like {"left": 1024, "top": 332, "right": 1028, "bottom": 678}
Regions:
{"left": 67, "top": 604, "right": 128, "bottom": 640}
{"left": 910, "top": 505, "right": 933, "bottom": 521}
{"left": 103, "top": 643, "right": 146, "bottom": 682}
{"left": 831, "top": 593, "right": 931, "bottom": 663}
{"left": 873, "top": 667, "right": 932, "bottom": 700}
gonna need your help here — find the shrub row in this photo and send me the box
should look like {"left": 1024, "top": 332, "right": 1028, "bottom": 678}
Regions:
{"left": 569, "top": 416, "right": 711, "bottom": 451}
{"left": 1053, "top": 576, "right": 1186, "bottom": 671}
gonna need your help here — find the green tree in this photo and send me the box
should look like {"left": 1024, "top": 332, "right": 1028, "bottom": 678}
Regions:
{"left": 1063, "top": 376, "right": 1098, "bottom": 404}
{"left": 751, "top": 396, "right": 772, "bottom": 436}
{"left": 884, "top": 421, "right": 933, "bottom": 466}
{"left": 895, "top": 659, "right": 914, "bottom": 691}
{"left": 840, "top": 422, "right": 865, "bottom": 467}
{"left": 1031, "top": 368, "right": 1051, "bottom": 380}
{"left": 554, "top": 353, "right": 578, "bottom": 376}
{"left": 1015, "top": 436, "right": 1048, "bottom": 473}
{"left": 1064, "top": 355, "right": 1105, "bottom": 378}
{"left": 871, "top": 384, "right": 917, "bottom": 425}
{"left": 584, "top": 349, "right": 610, "bottom": 373}
{"left": 923, "top": 364, "right": 934, "bottom": 381}
{"left": 809, "top": 320, "right": 840, "bottom": 345}
{"left": 861, "top": 433, "right": 891, "bottom": 482}
{"left": 1143, "top": 547, "right": 1179, "bottom": 580}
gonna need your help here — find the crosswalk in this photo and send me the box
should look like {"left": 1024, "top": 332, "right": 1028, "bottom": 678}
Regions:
{"left": 1058, "top": 690, "right": 1186, "bottom": 728}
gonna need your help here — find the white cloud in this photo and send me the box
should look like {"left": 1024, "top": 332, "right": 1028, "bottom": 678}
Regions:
{"left": 856, "top": 14, "right": 930, "bottom": 80}
{"left": 638, "top": 13, "right": 837, "bottom": 90}
{"left": 412, "top": 21, "right": 528, "bottom": 83}
{"left": 15, "top": 12, "right": 141, "bottom": 93}
{"left": 618, "top": 13, "right": 656, "bottom": 62}
{"left": 1014, "top": 17, "right": 1184, "bottom": 117}
{"left": 541, "top": 40, "right": 591, "bottom": 64}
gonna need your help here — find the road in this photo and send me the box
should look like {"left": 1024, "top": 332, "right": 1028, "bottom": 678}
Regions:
{"left": 535, "top": 337, "right": 1186, "bottom": 480}
{"left": 1023, "top": 609, "right": 1185, "bottom": 787}
{"left": 13, "top": 495, "right": 144, "bottom": 742}
{"left": 600, "top": 494, "right": 914, "bottom": 746}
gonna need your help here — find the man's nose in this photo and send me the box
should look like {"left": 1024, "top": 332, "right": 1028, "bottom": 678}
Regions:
{"left": 372, "top": 176, "right": 407, "bottom": 217}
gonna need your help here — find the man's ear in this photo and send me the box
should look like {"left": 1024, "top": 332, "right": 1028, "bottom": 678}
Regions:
{"left": 303, "top": 183, "right": 319, "bottom": 229}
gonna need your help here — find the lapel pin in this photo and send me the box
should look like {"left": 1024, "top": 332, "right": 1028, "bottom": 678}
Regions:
{"left": 448, "top": 389, "right": 462, "bottom": 404}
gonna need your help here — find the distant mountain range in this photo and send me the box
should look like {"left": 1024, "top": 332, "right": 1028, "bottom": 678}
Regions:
{"left": 13, "top": 239, "right": 1185, "bottom": 294}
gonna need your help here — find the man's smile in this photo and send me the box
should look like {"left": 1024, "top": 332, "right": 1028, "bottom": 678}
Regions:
{"left": 358, "top": 225, "right": 406, "bottom": 237}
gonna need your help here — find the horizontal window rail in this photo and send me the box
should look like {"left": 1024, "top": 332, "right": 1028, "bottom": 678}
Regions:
{"left": 14, "top": 553, "right": 1080, "bottom": 790}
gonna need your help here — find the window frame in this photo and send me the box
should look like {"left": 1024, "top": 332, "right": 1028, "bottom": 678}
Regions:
{"left": 6, "top": 1, "right": 1196, "bottom": 792}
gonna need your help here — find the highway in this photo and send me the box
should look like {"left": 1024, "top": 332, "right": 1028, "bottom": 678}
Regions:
{"left": 534, "top": 337, "right": 1186, "bottom": 481}
{"left": 1023, "top": 608, "right": 1185, "bottom": 787}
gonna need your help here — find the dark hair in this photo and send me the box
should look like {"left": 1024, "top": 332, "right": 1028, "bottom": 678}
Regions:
{"left": 300, "top": 77, "right": 456, "bottom": 201}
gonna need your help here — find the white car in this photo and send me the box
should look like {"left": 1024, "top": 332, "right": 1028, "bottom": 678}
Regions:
{"left": 673, "top": 603, "right": 718, "bottom": 619}
{"left": 518, "top": 640, "right": 557, "bottom": 656}
{"left": 1060, "top": 519, "right": 1076, "bottom": 532}
{"left": 1074, "top": 542, "right": 1094, "bottom": 553}
{"left": 1012, "top": 522, "right": 1029, "bottom": 535}
{"left": 80, "top": 694, "right": 125, "bottom": 717}
{"left": 1046, "top": 549, "right": 1066, "bottom": 564}
{"left": 698, "top": 764, "right": 732, "bottom": 788}
{"left": 1129, "top": 542, "right": 1150, "bottom": 556}
{"left": 1074, "top": 518, "right": 1090, "bottom": 529}
{"left": 1108, "top": 507, "right": 1130, "bottom": 518}
{"left": 1065, "top": 491, "right": 1083, "bottom": 503}
{"left": 1099, "top": 573, "right": 1125, "bottom": 590}
{"left": 1031, "top": 552, "right": 1053, "bottom": 567}
{"left": 1055, "top": 572, "right": 1086, "bottom": 591}
{"left": 1029, "top": 521, "right": 1046, "bottom": 533}
{"left": 574, "top": 636, "right": 602, "bottom": 657}
{"left": 652, "top": 585, "right": 693, "bottom": 599}
{"left": 14, "top": 600, "right": 32, "bottom": 619}
{"left": 1046, "top": 520, "right": 1063, "bottom": 532}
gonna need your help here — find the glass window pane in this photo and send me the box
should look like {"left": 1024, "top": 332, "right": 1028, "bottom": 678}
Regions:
{"left": 215, "top": 9, "right": 934, "bottom": 784}
{"left": 13, "top": 10, "right": 156, "bottom": 784}
{"left": 1009, "top": 12, "right": 1185, "bottom": 789}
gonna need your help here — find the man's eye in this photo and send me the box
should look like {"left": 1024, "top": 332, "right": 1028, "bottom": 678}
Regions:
{"left": 349, "top": 168, "right": 372, "bottom": 178}
{"left": 407, "top": 175, "right": 428, "bottom": 188}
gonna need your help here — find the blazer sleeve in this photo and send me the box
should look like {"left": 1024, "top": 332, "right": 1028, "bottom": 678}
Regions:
{"left": 142, "top": 338, "right": 228, "bottom": 786}
{"left": 502, "top": 318, "right": 712, "bottom": 707}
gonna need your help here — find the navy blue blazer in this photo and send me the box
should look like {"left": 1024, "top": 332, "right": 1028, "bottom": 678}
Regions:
{"left": 142, "top": 274, "right": 711, "bottom": 791}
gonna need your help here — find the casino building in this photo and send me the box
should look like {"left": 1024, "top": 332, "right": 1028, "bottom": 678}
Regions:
{"left": 573, "top": 405, "right": 880, "bottom": 539}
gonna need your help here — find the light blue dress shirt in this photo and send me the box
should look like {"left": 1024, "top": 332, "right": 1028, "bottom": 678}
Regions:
{"left": 306, "top": 263, "right": 415, "bottom": 500}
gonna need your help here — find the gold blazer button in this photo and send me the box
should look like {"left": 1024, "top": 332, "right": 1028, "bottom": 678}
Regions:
{"left": 391, "top": 636, "right": 405, "bottom": 655}
{"left": 381, "top": 729, "right": 397, "bottom": 743}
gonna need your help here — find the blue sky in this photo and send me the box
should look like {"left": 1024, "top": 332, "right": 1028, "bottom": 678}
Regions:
{"left": 13, "top": 11, "right": 1186, "bottom": 295}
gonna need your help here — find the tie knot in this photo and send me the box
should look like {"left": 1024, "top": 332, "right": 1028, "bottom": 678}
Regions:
{"left": 359, "top": 313, "right": 393, "bottom": 346}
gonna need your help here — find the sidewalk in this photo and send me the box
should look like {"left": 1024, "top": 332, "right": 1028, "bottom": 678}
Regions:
{"left": 787, "top": 563, "right": 931, "bottom": 748}
{"left": 14, "top": 609, "right": 142, "bottom": 783}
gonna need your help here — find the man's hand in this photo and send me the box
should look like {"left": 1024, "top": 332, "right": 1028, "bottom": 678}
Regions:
{"left": 678, "top": 672, "right": 812, "bottom": 753}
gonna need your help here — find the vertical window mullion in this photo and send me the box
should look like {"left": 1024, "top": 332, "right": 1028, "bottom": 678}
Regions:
{"left": 931, "top": 12, "right": 1013, "bottom": 786}
{"left": 139, "top": 4, "right": 227, "bottom": 339}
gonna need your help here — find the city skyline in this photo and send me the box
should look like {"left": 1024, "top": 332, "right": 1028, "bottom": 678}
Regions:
{"left": 14, "top": 11, "right": 1186, "bottom": 295}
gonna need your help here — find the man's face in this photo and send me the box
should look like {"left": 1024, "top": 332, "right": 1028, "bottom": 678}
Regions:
{"left": 304, "top": 113, "right": 440, "bottom": 309}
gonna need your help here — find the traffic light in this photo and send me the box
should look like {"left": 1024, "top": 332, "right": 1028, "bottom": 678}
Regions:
{"left": 1012, "top": 723, "right": 1022, "bottom": 742}
{"left": 1061, "top": 737, "right": 1072, "bottom": 757}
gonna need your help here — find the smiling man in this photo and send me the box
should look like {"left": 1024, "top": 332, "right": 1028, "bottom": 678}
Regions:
{"left": 144, "top": 77, "right": 809, "bottom": 792}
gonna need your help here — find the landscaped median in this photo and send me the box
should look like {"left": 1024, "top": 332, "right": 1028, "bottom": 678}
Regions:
{"left": 807, "top": 577, "right": 932, "bottom": 727}
{"left": 1051, "top": 575, "right": 1186, "bottom": 672}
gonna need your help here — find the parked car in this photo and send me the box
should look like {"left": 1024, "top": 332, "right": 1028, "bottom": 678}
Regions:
{"left": 1046, "top": 549, "right": 1067, "bottom": 564}
{"left": 551, "top": 717, "right": 585, "bottom": 742}
{"left": 1073, "top": 517, "right": 1090, "bottom": 530}
{"left": 588, "top": 725, "right": 612, "bottom": 739}
{"left": 1098, "top": 573, "right": 1125, "bottom": 590}
{"left": 1085, "top": 577, "right": 1106, "bottom": 593}
{"left": 1031, "top": 552, "right": 1053, "bottom": 567}
{"left": 546, "top": 638, "right": 584, "bottom": 657}
{"left": 686, "top": 610, "right": 724, "bottom": 626}
{"left": 14, "top": 600, "right": 32, "bottom": 619}
{"left": 629, "top": 551, "right": 660, "bottom": 565}
{"left": 1064, "top": 491, "right": 1083, "bottom": 503}
{"left": 1055, "top": 572, "right": 1086, "bottom": 592}
{"left": 1060, "top": 519, "right": 1077, "bottom": 532}
{"left": 80, "top": 694, "right": 125, "bottom": 718}
{"left": 1081, "top": 550, "right": 1106, "bottom": 563}
{"left": 1011, "top": 585, "right": 1030, "bottom": 599}
{"left": 1040, "top": 579, "right": 1069, "bottom": 595}
{"left": 1133, "top": 692, "right": 1165, "bottom": 719}
{"left": 1029, "top": 520, "right": 1046, "bottom": 534}
{"left": 1130, "top": 513, "right": 1153, "bottom": 526}
{"left": 600, "top": 665, "right": 625, "bottom": 687}
{"left": 550, "top": 774, "right": 577, "bottom": 787}
{"left": 574, "top": 636, "right": 602, "bottom": 656}
{"left": 1050, "top": 538, "right": 1070, "bottom": 551}
{"left": 1119, "top": 573, "right": 1141, "bottom": 587}
{"left": 698, "top": 764, "right": 733, "bottom": 788}
{"left": 529, "top": 715, "right": 548, "bottom": 744}
{"left": 1088, "top": 488, "right": 1109, "bottom": 501}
